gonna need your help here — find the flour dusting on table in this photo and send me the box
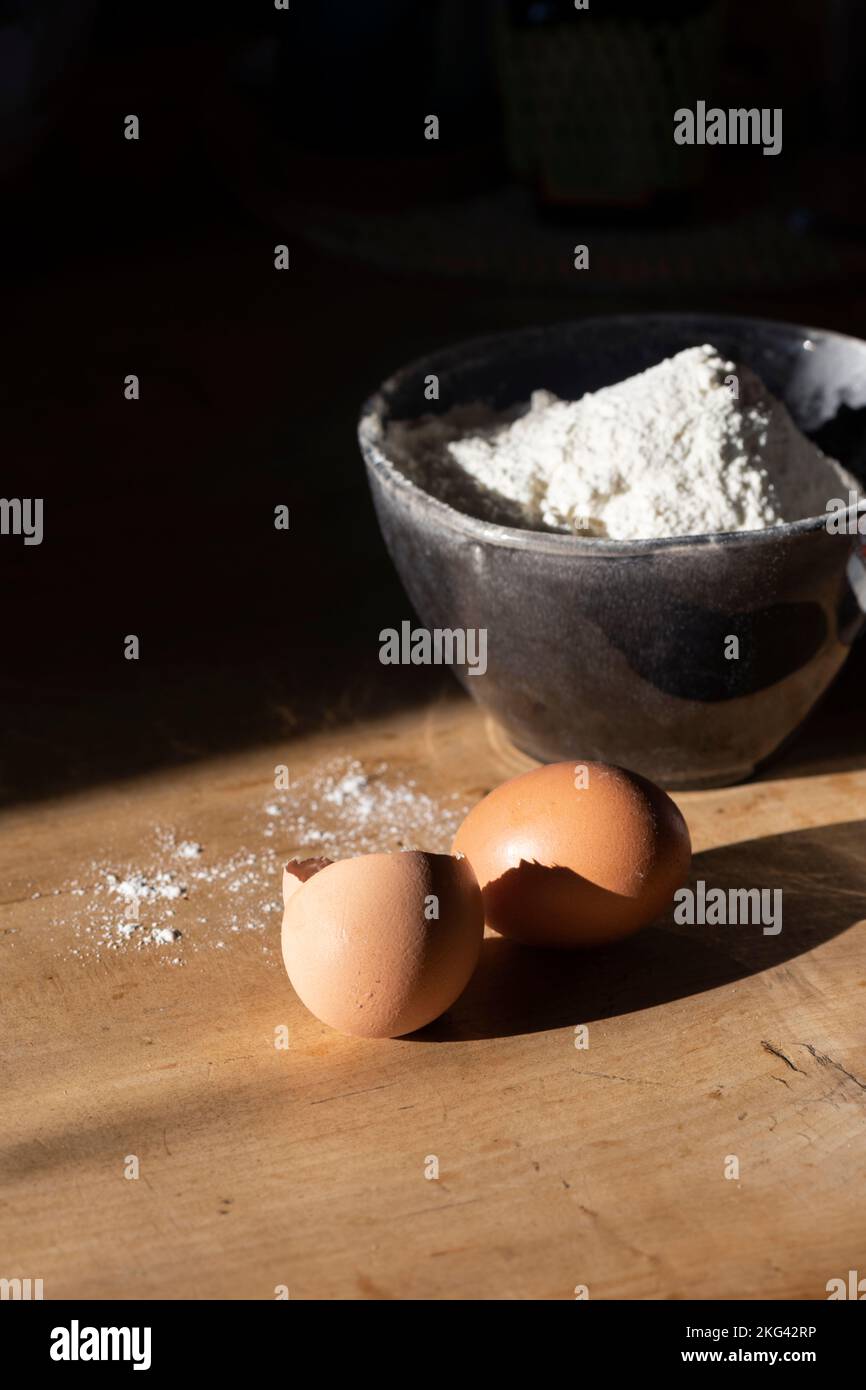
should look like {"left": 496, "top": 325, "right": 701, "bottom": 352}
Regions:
{"left": 48, "top": 758, "right": 469, "bottom": 964}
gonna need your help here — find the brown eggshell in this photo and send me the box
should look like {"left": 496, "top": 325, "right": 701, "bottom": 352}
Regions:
{"left": 451, "top": 761, "right": 691, "bottom": 948}
{"left": 281, "top": 850, "right": 483, "bottom": 1038}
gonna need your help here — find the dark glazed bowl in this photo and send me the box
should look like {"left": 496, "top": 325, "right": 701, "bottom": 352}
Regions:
{"left": 359, "top": 314, "right": 866, "bottom": 788}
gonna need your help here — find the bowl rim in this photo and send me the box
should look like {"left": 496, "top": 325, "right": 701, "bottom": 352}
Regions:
{"left": 358, "top": 311, "right": 866, "bottom": 556}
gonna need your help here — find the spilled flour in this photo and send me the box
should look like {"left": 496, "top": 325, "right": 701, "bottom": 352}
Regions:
{"left": 51, "top": 758, "right": 469, "bottom": 965}
{"left": 269, "top": 758, "right": 467, "bottom": 855}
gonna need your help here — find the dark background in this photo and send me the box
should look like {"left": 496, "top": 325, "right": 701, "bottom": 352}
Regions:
{"left": 2, "top": 0, "right": 865, "bottom": 805}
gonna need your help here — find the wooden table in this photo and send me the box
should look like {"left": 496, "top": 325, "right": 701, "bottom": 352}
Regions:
{"left": 3, "top": 692, "right": 865, "bottom": 1301}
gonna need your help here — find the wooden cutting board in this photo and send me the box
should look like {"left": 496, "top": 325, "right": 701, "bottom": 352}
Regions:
{"left": 2, "top": 693, "right": 865, "bottom": 1301}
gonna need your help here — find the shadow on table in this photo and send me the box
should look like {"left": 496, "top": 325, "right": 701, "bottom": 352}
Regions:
{"left": 417, "top": 818, "right": 866, "bottom": 1042}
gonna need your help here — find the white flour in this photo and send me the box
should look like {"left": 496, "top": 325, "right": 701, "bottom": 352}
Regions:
{"left": 46, "top": 758, "right": 468, "bottom": 964}
{"left": 386, "top": 345, "right": 848, "bottom": 540}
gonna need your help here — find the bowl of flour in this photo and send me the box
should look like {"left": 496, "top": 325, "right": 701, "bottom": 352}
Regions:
{"left": 359, "top": 314, "right": 866, "bottom": 786}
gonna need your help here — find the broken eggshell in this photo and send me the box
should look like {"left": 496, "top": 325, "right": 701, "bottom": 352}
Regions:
{"left": 281, "top": 851, "right": 483, "bottom": 1038}
{"left": 452, "top": 760, "right": 691, "bottom": 948}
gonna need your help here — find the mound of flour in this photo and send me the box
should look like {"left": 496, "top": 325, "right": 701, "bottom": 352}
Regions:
{"left": 385, "top": 345, "right": 848, "bottom": 540}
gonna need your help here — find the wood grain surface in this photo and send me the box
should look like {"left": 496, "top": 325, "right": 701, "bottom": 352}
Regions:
{"left": 2, "top": 694, "right": 865, "bottom": 1301}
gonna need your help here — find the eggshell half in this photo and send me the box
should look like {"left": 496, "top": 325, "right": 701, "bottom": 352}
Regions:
{"left": 281, "top": 851, "right": 483, "bottom": 1037}
{"left": 452, "top": 761, "right": 691, "bottom": 948}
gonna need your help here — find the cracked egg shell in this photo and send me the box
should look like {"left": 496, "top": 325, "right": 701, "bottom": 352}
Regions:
{"left": 451, "top": 761, "right": 691, "bottom": 948}
{"left": 281, "top": 851, "right": 483, "bottom": 1038}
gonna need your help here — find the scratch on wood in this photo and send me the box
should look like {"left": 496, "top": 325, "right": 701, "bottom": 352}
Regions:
{"left": 574, "top": 1069, "right": 663, "bottom": 1087}
{"left": 761, "top": 1041, "right": 805, "bottom": 1075}
{"left": 799, "top": 1043, "right": 866, "bottom": 1093}
{"left": 311, "top": 1083, "right": 395, "bottom": 1105}
{"left": 578, "top": 1203, "right": 660, "bottom": 1266}
{"left": 401, "top": 1196, "right": 483, "bottom": 1219}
